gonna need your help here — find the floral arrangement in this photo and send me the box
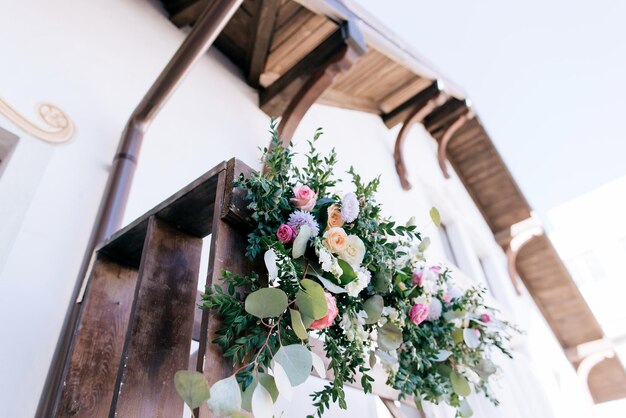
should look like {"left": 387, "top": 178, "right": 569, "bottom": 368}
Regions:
{"left": 175, "top": 125, "right": 515, "bottom": 418}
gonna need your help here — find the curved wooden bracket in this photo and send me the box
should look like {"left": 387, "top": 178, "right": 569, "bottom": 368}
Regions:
{"left": 438, "top": 110, "right": 474, "bottom": 179}
{"left": 277, "top": 45, "right": 360, "bottom": 145}
{"left": 394, "top": 93, "right": 447, "bottom": 190}
{"left": 504, "top": 223, "right": 543, "bottom": 296}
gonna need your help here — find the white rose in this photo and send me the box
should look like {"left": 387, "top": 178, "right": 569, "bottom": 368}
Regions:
{"left": 338, "top": 235, "right": 366, "bottom": 266}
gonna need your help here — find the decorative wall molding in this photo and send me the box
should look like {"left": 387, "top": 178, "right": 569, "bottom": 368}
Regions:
{"left": 0, "top": 97, "right": 74, "bottom": 144}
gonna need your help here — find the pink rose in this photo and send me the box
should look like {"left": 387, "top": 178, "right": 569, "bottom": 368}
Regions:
{"left": 409, "top": 303, "right": 429, "bottom": 326}
{"left": 276, "top": 224, "right": 296, "bottom": 244}
{"left": 443, "top": 294, "right": 451, "bottom": 303}
{"left": 290, "top": 184, "right": 317, "bottom": 211}
{"left": 480, "top": 313, "right": 491, "bottom": 323}
{"left": 412, "top": 270, "right": 423, "bottom": 286}
{"left": 309, "top": 292, "right": 338, "bottom": 330}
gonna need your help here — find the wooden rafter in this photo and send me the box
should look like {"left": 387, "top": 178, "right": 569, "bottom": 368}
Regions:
{"left": 260, "top": 20, "right": 367, "bottom": 149}
{"left": 246, "top": 0, "right": 280, "bottom": 87}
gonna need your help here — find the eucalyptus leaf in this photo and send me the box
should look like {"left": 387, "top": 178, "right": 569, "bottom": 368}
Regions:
{"left": 450, "top": 371, "right": 471, "bottom": 397}
{"left": 459, "top": 399, "right": 474, "bottom": 417}
{"left": 252, "top": 382, "right": 274, "bottom": 418}
{"left": 429, "top": 207, "right": 441, "bottom": 228}
{"left": 273, "top": 344, "right": 313, "bottom": 386}
{"left": 363, "top": 295, "right": 384, "bottom": 325}
{"left": 433, "top": 350, "right": 452, "bottom": 362}
{"left": 174, "top": 370, "right": 210, "bottom": 410}
{"left": 463, "top": 328, "right": 480, "bottom": 349}
{"left": 292, "top": 225, "right": 312, "bottom": 258}
{"left": 373, "top": 268, "right": 392, "bottom": 293}
{"left": 418, "top": 236, "right": 431, "bottom": 252}
{"left": 272, "top": 362, "right": 293, "bottom": 401}
{"left": 453, "top": 328, "right": 464, "bottom": 343}
{"left": 245, "top": 288, "right": 288, "bottom": 318}
{"left": 311, "top": 351, "right": 327, "bottom": 379}
{"left": 264, "top": 249, "right": 278, "bottom": 281}
{"left": 443, "top": 310, "right": 467, "bottom": 321}
{"left": 206, "top": 375, "right": 241, "bottom": 417}
{"left": 296, "top": 279, "right": 328, "bottom": 320}
{"left": 289, "top": 309, "right": 309, "bottom": 340}
{"left": 315, "top": 274, "right": 347, "bottom": 294}
{"left": 377, "top": 322, "right": 403, "bottom": 351}
{"left": 241, "top": 374, "right": 278, "bottom": 412}
{"left": 473, "top": 359, "right": 497, "bottom": 379}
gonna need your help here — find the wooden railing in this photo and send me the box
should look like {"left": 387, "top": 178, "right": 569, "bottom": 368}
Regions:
{"left": 54, "top": 159, "right": 413, "bottom": 417}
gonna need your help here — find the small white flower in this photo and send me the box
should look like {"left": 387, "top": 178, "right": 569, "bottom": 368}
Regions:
{"left": 448, "top": 286, "right": 464, "bottom": 300}
{"left": 340, "top": 192, "right": 359, "bottom": 223}
{"left": 346, "top": 268, "right": 371, "bottom": 297}
{"left": 426, "top": 298, "right": 442, "bottom": 321}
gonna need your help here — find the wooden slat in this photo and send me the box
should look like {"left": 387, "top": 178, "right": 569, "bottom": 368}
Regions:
{"left": 262, "top": 13, "right": 338, "bottom": 86}
{"left": 318, "top": 88, "right": 381, "bottom": 114}
{"left": 113, "top": 217, "right": 203, "bottom": 417}
{"left": 587, "top": 357, "right": 626, "bottom": 403}
{"left": 382, "top": 81, "right": 442, "bottom": 128}
{"left": 246, "top": 0, "right": 280, "bottom": 86}
{"left": 57, "top": 256, "right": 138, "bottom": 418}
{"left": 260, "top": 28, "right": 346, "bottom": 117}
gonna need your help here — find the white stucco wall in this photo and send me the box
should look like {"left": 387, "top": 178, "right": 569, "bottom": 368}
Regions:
{"left": 0, "top": 1, "right": 587, "bottom": 417}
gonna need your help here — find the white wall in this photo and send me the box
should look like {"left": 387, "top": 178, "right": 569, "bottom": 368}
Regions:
{"left": 0, "top": 1, "right": 583, "bottom": 417}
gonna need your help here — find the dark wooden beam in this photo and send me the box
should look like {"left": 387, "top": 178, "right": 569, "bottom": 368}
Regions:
{"left": 259, "top": 20, "right": 367, "bottom": 118}
{"left": 246, "top": 0, "right": 280, "bottom": 87}
{"left": 382, "top": 80, "right": 444, "bottom": 129}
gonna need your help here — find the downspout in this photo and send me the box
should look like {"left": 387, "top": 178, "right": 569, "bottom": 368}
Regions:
{"left": 36, "top": 0, "right": 242, "bottom": 415}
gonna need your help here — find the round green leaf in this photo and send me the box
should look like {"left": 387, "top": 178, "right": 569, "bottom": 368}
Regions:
{"left": 418, "top": 236, "right": 431, "bottom": 252}
{"left": 264, "top": 249, "right": 278, "bottom": 281}
{"left": 459, "top": 399, "right": 474, "bottom": 417}
{"left": 206, "top": 375, "right": 241, "bottom": 417}
{"left": 174, "top": 370, "right": 210, "bottom": 410}
{"left": 296, "top": 279, "right": 328, "bottom": 320}
{"left": 272, "top": 344, "right": 313, "bottom": 386}
{"left": 363, "top": 295, "right": 384, "bottom": 325}
{"left": 242, "top": 373, "right": 279, "bottom": 412}
{"left": 315, "top": 274, "right": 347, "bottom": 294}
{"left": 377, "top": 322, "right": 402, "bottom": 352}
{"left": 373, "top": 269, "right": 392, "bottom": 293}
{"left": 450, "top": 371, "right": 471, "bottom": 397}
{"left": 433, "top": 350, "right": 452, "bottom": 362}
{"left": 292, "top": 225, "right": 312, "bottom": 258}
{"left": 252, "top": 382, "right": 274, "bottom": 418}
{"left": 311, "top": 351, "right": 327, "bottom": 379}
{"left": 289, "top": 309, "right": 309, "bottom": 340}
{"left": 272, "top": 362, "right": 293, "bottom": 401}
{"left": 245, "top": 288, "right": 288, "bottom": 318}
{"left": 463, "top": 328, "right": 480, "bottom": 349}
{"left": 430, "top": 206, "right": 441, "bottom": 228}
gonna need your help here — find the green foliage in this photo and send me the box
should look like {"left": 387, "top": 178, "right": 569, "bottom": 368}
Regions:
{"left": 174, "top": 371, "right": 210, "bottom": 410}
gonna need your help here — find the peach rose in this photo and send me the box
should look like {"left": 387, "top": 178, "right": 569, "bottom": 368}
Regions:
{"left": 290, "top": 184, "right": 317, "bottom": 211}
{"left": 326, "top": 204, "right": 345, "bottom": 229}
{"left": 309, "top": 292, "right": 338, "bottom": 330}
{"left": 338, "top": 235, "right": 365, "bottom": 266}
{"left": 323, "top": 227, "right": 348, "bottom": 254}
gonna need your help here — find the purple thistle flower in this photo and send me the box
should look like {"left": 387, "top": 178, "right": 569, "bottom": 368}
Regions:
{"left": 287, "top": 210, "right": 320, "bottom": 238}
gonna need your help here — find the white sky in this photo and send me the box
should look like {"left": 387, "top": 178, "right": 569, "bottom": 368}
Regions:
{"left": 356, "top": 0, "right": 626, "bottom": 221}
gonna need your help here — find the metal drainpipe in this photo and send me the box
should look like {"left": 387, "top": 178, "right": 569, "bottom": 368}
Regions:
{"left": 35, "top": 1, "right": 242, "bottom": 415}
